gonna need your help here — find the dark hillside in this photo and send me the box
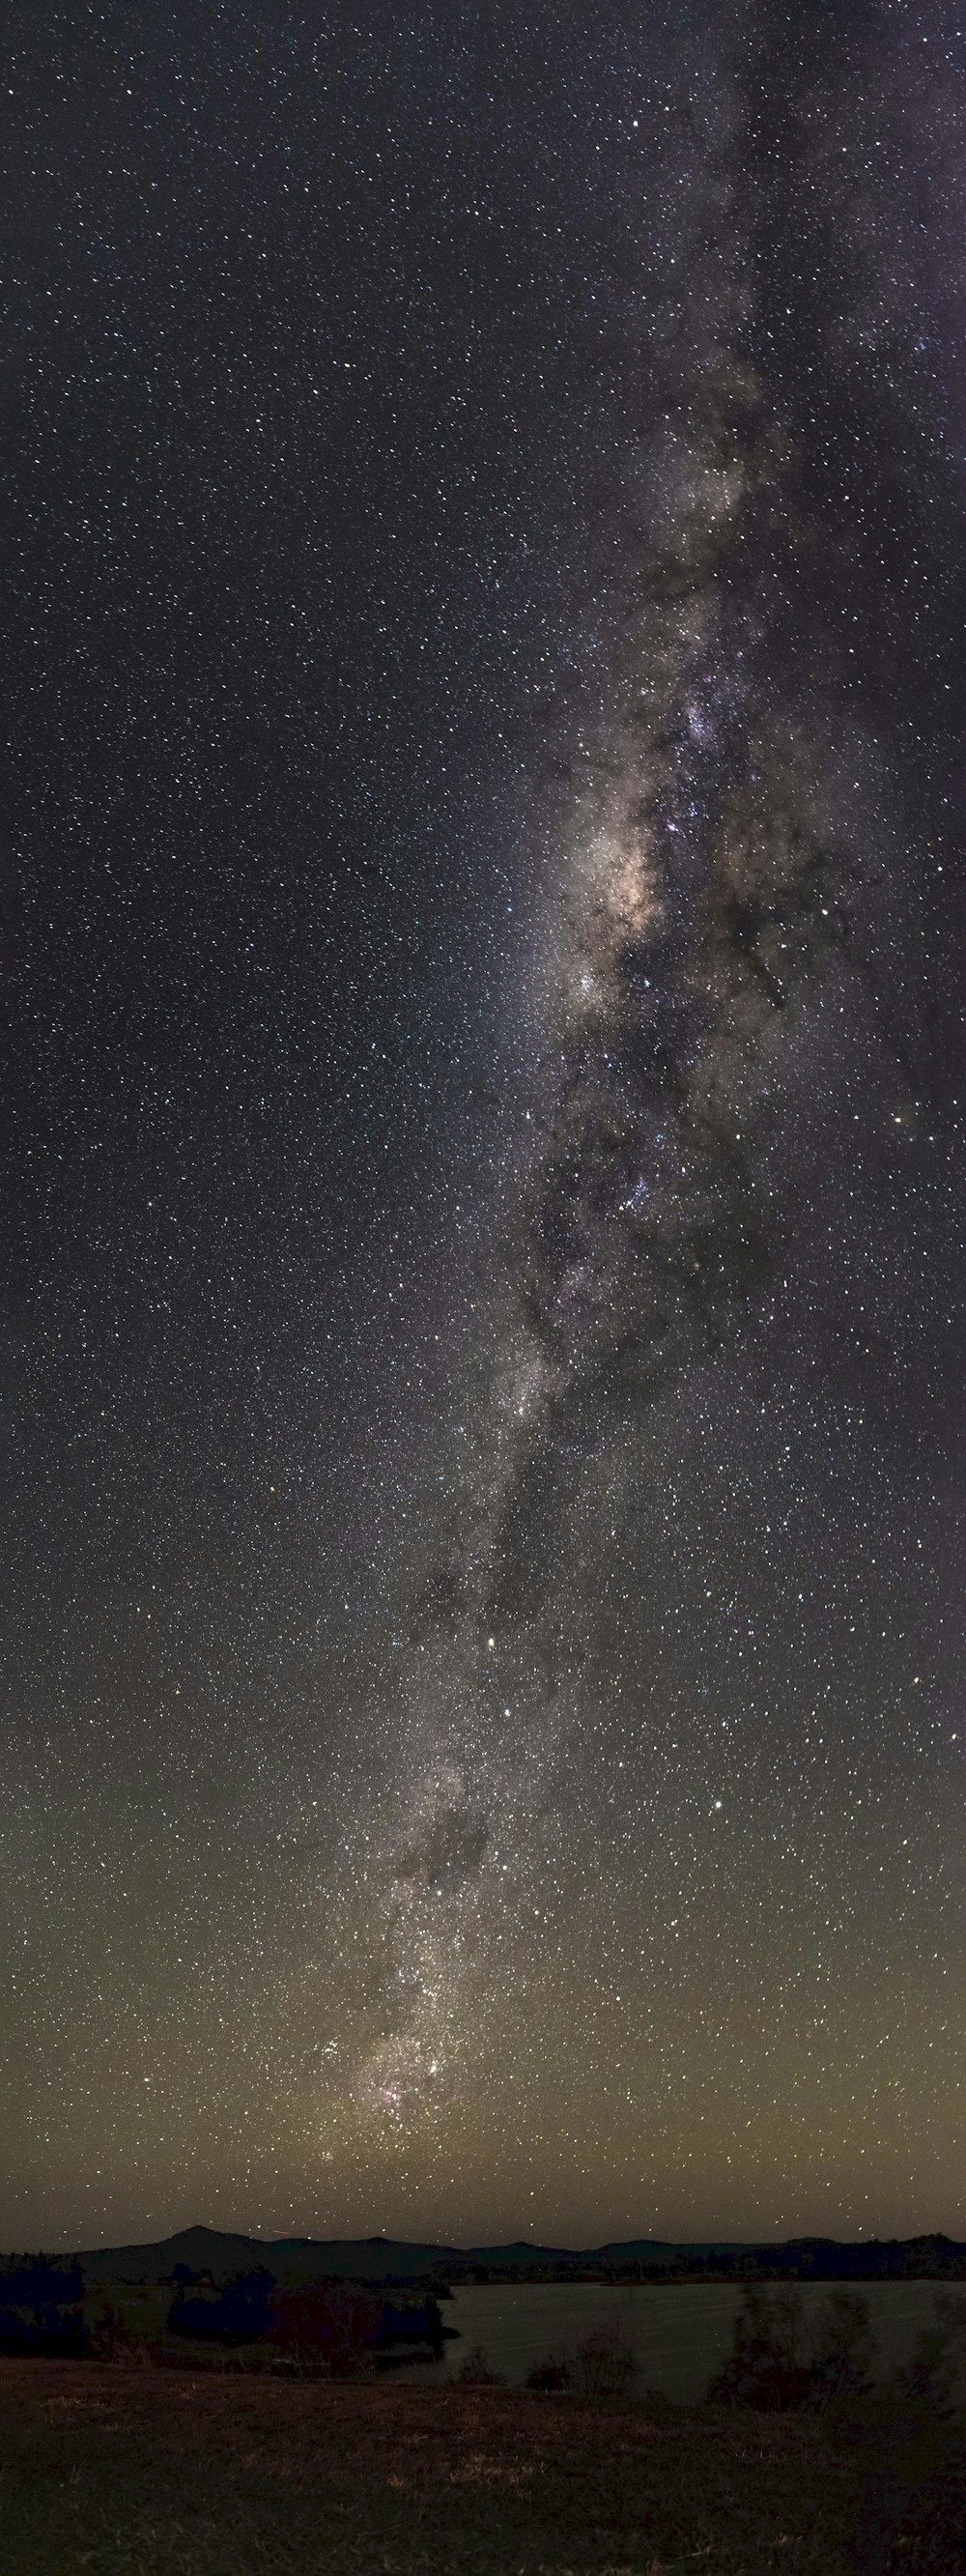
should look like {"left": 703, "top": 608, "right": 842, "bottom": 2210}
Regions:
{"left": 67, "top": 2226, "right": 966, "bottom": 2287}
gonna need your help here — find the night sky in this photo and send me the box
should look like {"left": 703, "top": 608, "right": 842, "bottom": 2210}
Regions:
{"left": 3, "top": 0, "right": 966, "bottom": 2253}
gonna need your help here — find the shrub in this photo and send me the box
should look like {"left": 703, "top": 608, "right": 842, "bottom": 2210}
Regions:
{"left": 525, "top": 2356, "right": 571, "bottom": 2390}
{"left": 810, "top": 2290, "right": 877, "bottom": 2408}
{"left": 707, "top": 2286, "right": 875, "bottom": 2412}
{"left": 267, "top": 2280, "right": 381, "bottom": 2377}
{"left": 85, "top": 2303, "right": 152, "bottom": 2367}
{"left": 889, "top": 2289, "right": 966, "bottom": 2420}
{"left": 455, "top": 2343, "right": 506, "bottom": 2387}
{"left": 570, "top": 2316, "right": 637, "bottom": 2399}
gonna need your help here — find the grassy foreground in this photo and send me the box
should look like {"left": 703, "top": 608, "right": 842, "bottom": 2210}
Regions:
{"left": 0, "top": 2360, "right": 964, "bottom": 2575}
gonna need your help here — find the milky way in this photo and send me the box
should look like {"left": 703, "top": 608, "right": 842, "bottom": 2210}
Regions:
{"left": 348, "top": 6, "right": 961, "bottom": 2157}
{"left": 4, "top": 0, "right": 966, "bottom": 2247}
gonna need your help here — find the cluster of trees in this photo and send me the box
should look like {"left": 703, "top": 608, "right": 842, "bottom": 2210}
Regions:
{"left": 523, "top": 2319, "right": 637, "bottom": 2399}
{"left": 452, "top": 2237, "right": 966, "bottom": 2286}
{"left": 471, "top": 2284, "right": 966, "bottom": 2423}
{"left": 0, "top": 2258, "right": 86, "bottom": 2360}
{"left": 0, "top": 2253, "right": 450, "bottom": 2370}
{"left": 707, "top": 2282, "right": 966, "bottom": 2421}
{"left": 168, "top": 2267, "right": 449, "bottom": 2361}
{"left": 693, "top": 2236, "right": 966, "bottom": 2285}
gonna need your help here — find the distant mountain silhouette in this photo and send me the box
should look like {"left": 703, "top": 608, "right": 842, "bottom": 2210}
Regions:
{"left": 73, "top": 2226, "right": 684, "bottom": 2284}
{"left": 65, "top": 2224, "right": 966, "bottom": 2286}
{"left": 77, "top": 2227, "right": 460, "bottom": 2284}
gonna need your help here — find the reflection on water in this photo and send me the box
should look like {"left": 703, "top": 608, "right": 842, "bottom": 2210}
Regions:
{"left": 391, "top": 2280, "right": 966, "bottom": 2401}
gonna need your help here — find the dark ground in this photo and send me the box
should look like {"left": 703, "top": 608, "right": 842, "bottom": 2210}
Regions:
{"left": 0, "top": 2361, "right": 964, "bottom": 2574}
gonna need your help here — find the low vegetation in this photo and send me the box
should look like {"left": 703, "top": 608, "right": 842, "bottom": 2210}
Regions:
{"left": 707, "top": 2281, "right": 966, "bottom": 2419}
{"left": 523, "top": 2315, "right": 638, "bottom": 2399}
{"left": 4, "top": 2356, "right": 963, "bottom": 2576}
{"left": 1, "top": 2269, "right": 964, "bottom": 2569}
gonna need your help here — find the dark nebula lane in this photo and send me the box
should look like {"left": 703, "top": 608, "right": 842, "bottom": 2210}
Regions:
{"left": 2, "top": 0, "right": 964, "bottom": 2247}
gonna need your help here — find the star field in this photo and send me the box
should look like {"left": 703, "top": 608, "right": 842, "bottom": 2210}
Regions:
{"left": 1, "top": 0, "right": 965, "bottom": 2252}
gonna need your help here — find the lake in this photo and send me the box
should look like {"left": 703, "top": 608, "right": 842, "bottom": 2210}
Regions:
{"left": 394, "top": 2280, "right": 966, "bottom": 2401}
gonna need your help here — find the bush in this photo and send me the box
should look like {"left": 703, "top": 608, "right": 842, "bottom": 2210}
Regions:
{"left": 455, "top": 2344, "right": 506, "bottom": 2387}
{"left": 810, "top": 2290, "right": 877, "bottom": 2407}
{"left": 525, "top": 2356, "right": 571, "bottom": 2391}
{"left": 889, "top": 2289, "right": 966, "bottom": 2420}
{"left": 707, "top": 2286, "right": 875, "bottom": 2413}
{"left": 267, "top": 2280, "right": 381, "bottom": 2377}
{"left": 570, "top": 2316, "right": 637, "bottom": 2399}
{"left": 85, "top": 2303, "right": 152, "bottom": 2367}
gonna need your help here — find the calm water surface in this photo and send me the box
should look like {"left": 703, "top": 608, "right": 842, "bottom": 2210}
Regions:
{"left": 395, "top": 2281, "right": 966, "bottom": 2401}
